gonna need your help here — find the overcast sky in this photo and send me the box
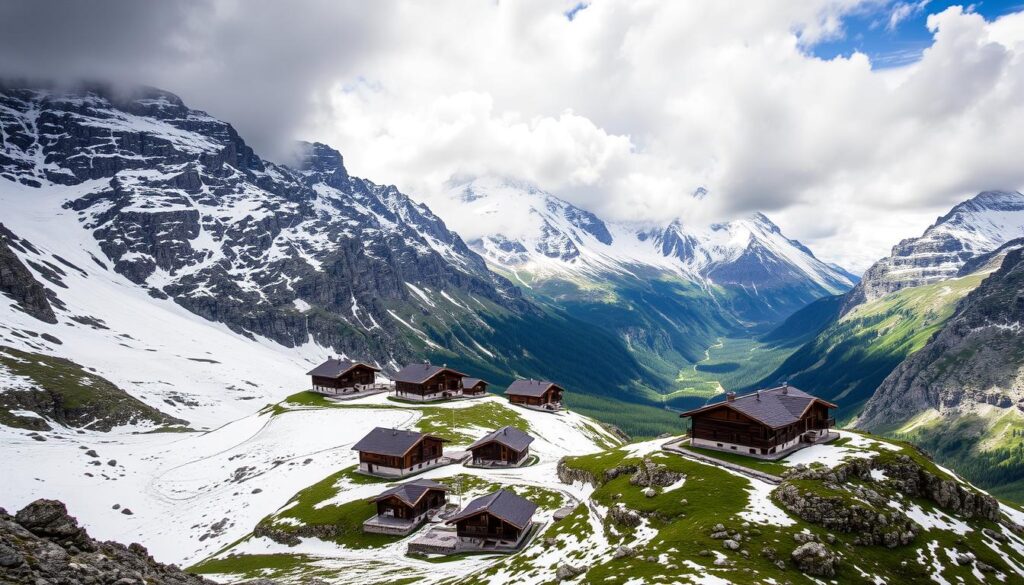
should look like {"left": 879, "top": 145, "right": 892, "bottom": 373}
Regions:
{"left": 3, "top": 0, "right": 1024, "bottom": 272}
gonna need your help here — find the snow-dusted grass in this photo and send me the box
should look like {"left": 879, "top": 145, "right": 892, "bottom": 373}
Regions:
{"left": 183, "top": 394, "right": 618, "bottom": 584}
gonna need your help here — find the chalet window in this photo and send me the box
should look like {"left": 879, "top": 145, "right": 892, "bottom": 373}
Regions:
{"left": 749, "top": 448, "right": 756, "bottom": 454}
{"left": 730, "top": 446, "right": 737, "bottom": 450}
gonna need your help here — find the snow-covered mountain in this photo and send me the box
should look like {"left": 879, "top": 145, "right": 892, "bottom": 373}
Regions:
{"left": 845, "top": 190, "right": 1024, "bottom": 310}
{"left": 0, "top": 83, "right": 665, "bottom": 431}
{"left": 0, "top": 85, "right": 532, "bottom": 363}
{"left": 445, "top": 178, "right": 854, "bottom": 323}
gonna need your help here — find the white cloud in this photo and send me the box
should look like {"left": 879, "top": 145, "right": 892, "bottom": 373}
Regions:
{"left": 888, "top": 0, "right": 930, "bottom": 31}
{"left": 3, "top": 1, "right": 1024, "bottom": 272}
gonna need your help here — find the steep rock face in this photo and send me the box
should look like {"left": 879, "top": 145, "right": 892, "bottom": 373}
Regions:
{"left": 0, "top": 84, "right": 525, "bottom": 365}
{"left": 858, "top": 249, "right": 1024, "bottom": 429}
{"left": 844, "top": 190, "right": 1024, "bottom": 311}
{"left": 0, "top": 225, "right": 56, "bottom": 323}
{"left": 0, "top": 499, "right": 217, "bottom": 585}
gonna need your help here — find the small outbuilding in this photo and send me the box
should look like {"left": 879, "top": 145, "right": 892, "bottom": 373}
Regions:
{"left": 467, "top": 426, "right": 534, "bottom": 467}
{"left": 505, "top": 379, "right": 564, "bottom": 411}
{"left": 352, "top": 427, "right": 448, "bottom": 477}
{"left": 393, "top": 362, "right": 467, "bottom": 401}
{"left": 461, "top": 377, "right": 488, "bottom": 397}
{"left": 446, "top": 489, "right": 537, "bottom": 549}
{"left": 307, "top": 358, "right": 380, "bottom": 395}
{"left": 363, "top": 479, "right": 449, "bottom": 535}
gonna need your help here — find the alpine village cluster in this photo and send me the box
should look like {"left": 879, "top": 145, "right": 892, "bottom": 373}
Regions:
{"left": 305, "top": 357, "right": 838, "bottom": 556}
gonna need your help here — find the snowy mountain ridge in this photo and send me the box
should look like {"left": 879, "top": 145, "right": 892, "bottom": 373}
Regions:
{"left": 446, "top": 177, "right": 854, "bottom": 297}
{"left": 845, "top": 189, "right": 1024, "bottom": 309}
{"left": 0, "top": 84, "right": 532, "bottom": 368}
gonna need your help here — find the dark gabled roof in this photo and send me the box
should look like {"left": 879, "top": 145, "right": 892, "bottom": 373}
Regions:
{"left": 306, "top": 358, "right": 380, "bottom": 377}
{"left": 446, "top": 489, "right": 537, "bottom": 529}
{"left": 505, "top": 379, "right": 562, "bottom": 398}
{"left": 372, "top": 479, "right": 448, "bottom": 507}
{"left": 351, "top": 427, "right": 446, "bottom": 457}
{"left": 462, "top": 377, "right": 487, "bottom": 388}
{"left": 392, "top": 363, "right": 467, "bottom": 384}
{"left": 468, "top": 426, "right": 534, "bottom": 452}
{"left": 679, "top": 385, "right": 838, "bottom": 429}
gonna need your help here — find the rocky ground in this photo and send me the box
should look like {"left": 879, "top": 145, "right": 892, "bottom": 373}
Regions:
{"left": 0, "top": 499, "right": 221, "bottom": 585}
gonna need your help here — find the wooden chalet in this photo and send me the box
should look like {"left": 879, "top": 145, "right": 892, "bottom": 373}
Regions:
{"left": 505, "top": 379, "right": 564, "bottom": 411}
{"left": 363, "top": 479, "right": 448, "bottom": 535}
{"left": 393, "top": 362, "right": 467, "bottom": 401}
{"left": 461, "top": 377, "right": 488, "bottom": 397}
{"left": 352, "top": 427, "right": 448, "bottom": 477}
{"left": 680, "top": 384, "right": 837, "bottom": 459}
{"left": 446, "top": 489, "right": 537, "bottom": 548}
{"left": 467, "top": 426, "right": 534, "bottom": 467}
{"left": 307, "top": 358, "right": 379, "bottom": 395}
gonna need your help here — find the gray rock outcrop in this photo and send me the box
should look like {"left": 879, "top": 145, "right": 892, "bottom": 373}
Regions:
{"left": 0, "top": 499, "right": 215, "bottom": 584}
{"left": 0, "top": 225, "right": 56, "bottom": 323}
{"left": 629, "top": 458, "right": 684, "bottom": 488}
{"left": 791, "top": 542, "right": 839, "bottom": 577}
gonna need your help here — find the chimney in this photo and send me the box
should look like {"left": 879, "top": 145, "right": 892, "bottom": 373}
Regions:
{"left": 755, "top": 390, "right": 761, "bottom": 401}
{"left": 782, "top": 382, "right": 789, "bottom": 395}
{"left": 726, "top": 392, "right": 736, "bottom": 402}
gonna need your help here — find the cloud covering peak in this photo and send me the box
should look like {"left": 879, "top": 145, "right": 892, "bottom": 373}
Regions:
{"left": 2, "top": 0, "right": 1023, "bottom": 272}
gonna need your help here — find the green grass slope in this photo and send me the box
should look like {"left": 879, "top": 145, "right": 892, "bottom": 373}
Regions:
{"left": 0, "top": 345, "right": 186, "bottom": 431}
{"left": 755, "top": 272, "right": 986, "bottom": 418}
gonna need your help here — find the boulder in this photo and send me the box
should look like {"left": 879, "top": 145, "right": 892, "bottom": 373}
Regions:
{"left": 608, "top": 505, "right": 643, "bottom": 528}
{"left": 556, "top": 563, "right": 585, "bottom": 581}
{"left": 2, "top": 499, "right": 215, "bottom": 584}
{"left": 14, "top": 499, "right": 91, "bottom": 550}
{"left": 791, "top": 542, "right": 839, "bottom": 577}
{"left": 612, "top": 545, "right": 635, "bottom": 559}
{"left": 723, "top": 539, "right": 740, "bottom": 550}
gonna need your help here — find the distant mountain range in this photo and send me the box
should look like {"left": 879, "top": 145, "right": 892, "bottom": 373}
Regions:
{"left": 448, "top": 177, "right": 854, "bottom": 323}
{"left": 0, "top": 83, "right": 858, "bottom": 436}
{"left": 431, "top": 178, "right": 855, "bottom": 396}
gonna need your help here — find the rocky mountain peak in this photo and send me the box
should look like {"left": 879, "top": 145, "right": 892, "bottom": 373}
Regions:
{"left": 0, "top": 82, "right": 524, "bottom": 366}
{"left": 294, "top": 140, "right": 350, "bottom": 185}
{"left": 951, "top": 189, "right": 1024, "bottom": 214}
{"left": 858, "top": 247, "right": 1024, "bottom": 430}
{"left": 844, "top": 190, "right": 1024, "bottom": 311}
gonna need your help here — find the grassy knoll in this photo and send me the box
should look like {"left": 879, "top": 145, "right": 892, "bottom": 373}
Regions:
{"left": 458, "top": 433, "right": 1022, "bottom": 585}
{"left": 190, "top": 553, "right": 317, "bottom": 579}
{"left": 254, "top": 465, "right": 397, "bottom": 550}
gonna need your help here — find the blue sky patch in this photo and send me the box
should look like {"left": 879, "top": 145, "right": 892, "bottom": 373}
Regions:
{"left": 808, "top": 0, "right": 1022, "bottom": 68}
